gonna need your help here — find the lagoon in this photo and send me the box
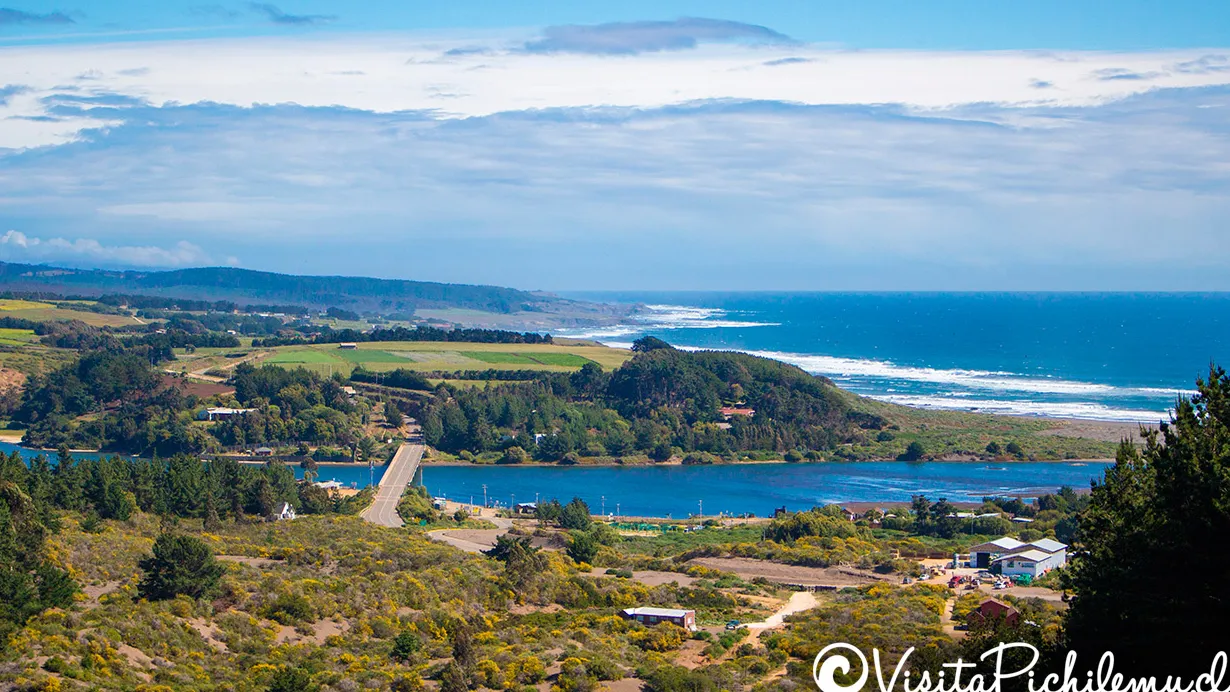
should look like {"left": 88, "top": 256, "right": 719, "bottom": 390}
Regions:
{"left": 2, "top": 442, "right": 388, "bottom": 489}
{"left": 416, "top": 461, "right": 1113, "bottom": 518}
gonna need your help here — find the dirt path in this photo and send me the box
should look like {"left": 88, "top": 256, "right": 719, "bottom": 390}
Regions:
{"left": 427, "top": 515, "right": 514, "bottom": 553}
{"left": 744, "top": 591, "right": 818, "bottom": 638}
{"left": 941, "top": 595, "right": 965, "bottom": 639}
{"left": 687, "top": 557, "right": 888, "bottom": 587}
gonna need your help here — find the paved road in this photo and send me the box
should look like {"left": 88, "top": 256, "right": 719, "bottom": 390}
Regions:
{"left": 360, "top": 443, "right": 424, "bottom": 528}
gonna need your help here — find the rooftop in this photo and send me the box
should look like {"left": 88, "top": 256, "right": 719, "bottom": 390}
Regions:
{"left": 993, "top": 549, "right": 1052, "bottom": 563}
{"left": 1028, "top": 538, "right": 1068, "bottom": 553}
{"left": 622, "top": 607, "right": 694, "bottom": 618}
{"left": 970, "top": 537, "right": 1024, "bottom": 552}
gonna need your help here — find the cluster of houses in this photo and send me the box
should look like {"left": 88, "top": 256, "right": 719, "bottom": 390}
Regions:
{"left": 968, "top": 536, "right": 1068, "bottom": 578}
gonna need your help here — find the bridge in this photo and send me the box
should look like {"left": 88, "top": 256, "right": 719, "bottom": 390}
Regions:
{"left": 360, "top": 442, "right": 424, "bottom": 528}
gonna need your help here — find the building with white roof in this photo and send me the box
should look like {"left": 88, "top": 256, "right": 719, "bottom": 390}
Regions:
{"left": 969, "top": 537, "right": 1025, "bottom": 568}
{"left": 198, "top": 406, "right": 257, "bottom": 421}
{"left": 976, "top": 536, "right": 1068, "bottom": 577}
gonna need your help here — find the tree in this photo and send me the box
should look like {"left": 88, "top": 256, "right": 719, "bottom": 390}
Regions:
{"left": 985, "top": 441, "right": 1002, "bottom": 455}
{"left": 385, "top": 402, "right": 404, "bottom": 429}
{"left": 559, "top": 497, "right": 592, "bottom": 530}
{"left": 268, "top": 665, "right": 318, "bottom": 692}
{"left": 1064, "top": 366, "right": 1230, "bottom": 676}
{"left": 631, "top": 336, "right": 674, "bottom": 352}
{"left": 499, "top": 446, "right": 528, "bottom": 465}
{"left": 898, "top": 441, "right": 926, "bottom": 461}
{"left": 566, "top": 530, "right": 599, "bottom": 564}
{"left": 1005, "top": 441, "right": 1024, "bottom": 458}
{"left": 138, "top": 533, "right": 226, "bottom": 601}
{"left": 358, "top": 436, "right": 378, "bottom": 463}
{"left": 391, "top": 629, "right": 420, "bottom": 661}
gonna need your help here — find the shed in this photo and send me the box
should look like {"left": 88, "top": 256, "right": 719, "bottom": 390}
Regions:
{"left": 254, "top": 446, "right": 274, "bottom": 457}
{"left": 338, "top": 342, "right": 358, "bottom": 349}
{"left": 620, "top": 607, "right": 697, "bottom": 631}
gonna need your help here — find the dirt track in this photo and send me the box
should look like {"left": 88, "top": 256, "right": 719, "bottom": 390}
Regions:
{"left": 687, "top": 557, "right": 890, "bottom": 587}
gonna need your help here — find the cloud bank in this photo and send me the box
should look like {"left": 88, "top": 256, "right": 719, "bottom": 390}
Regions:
{"left": 0, "top": 231, "right": 218, "bottom": 268}
{"left": 247, "top": 3, "right": 336, "bottom": 26}
{"left": 0, "top": 25, "right": 1228, "bottom": 288}
{"left": 0, "top": 7, "right": 73, "bottom": 25}
{"left": 523, "top": 17, "right": 795, "bottom": 54}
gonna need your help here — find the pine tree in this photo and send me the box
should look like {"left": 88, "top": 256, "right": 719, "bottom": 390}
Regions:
{"left": 1064, "top": 365, "right": 1230, "bottom": 675}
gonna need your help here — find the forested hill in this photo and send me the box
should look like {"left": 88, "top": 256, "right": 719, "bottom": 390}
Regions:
{"left": 414, "top": 339, "right": 887, "bottom": 460}
{"left": 0, "top": 262, "right": 612, "bottom": 316}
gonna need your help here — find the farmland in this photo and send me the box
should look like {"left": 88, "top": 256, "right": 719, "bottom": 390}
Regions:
{"left": 0, "top": 298, "right": 144, "bottom": 328}
{"left": 254, "top": 340, "right": 632, "bottom": 376}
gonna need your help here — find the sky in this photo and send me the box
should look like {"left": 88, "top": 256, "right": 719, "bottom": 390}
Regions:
{"left": 1, "top": 2, "right": 1229, "bottom": 291}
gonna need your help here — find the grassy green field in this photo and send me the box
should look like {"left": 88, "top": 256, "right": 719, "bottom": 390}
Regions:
{"left": 0, "top": 300, "right": 144, "bottom": 328}
{"left": 0, "top": 328, "right": 37, "bottom": 346}
{"left": 256, "top": 341, "right": 631, "bottom": 375}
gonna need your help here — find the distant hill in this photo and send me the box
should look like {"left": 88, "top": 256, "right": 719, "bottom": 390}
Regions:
{"left": 0, "top": 262, "right": 627, "bottom": 324}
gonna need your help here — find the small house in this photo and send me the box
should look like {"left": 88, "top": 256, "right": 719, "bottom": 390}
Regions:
{"left": 338, "top": 343, "right": 358, "bottom": 349}
{"left": 967, "top": 599, "right": 1020, "bottom": 627}
{"left": 198, "top": 406, "right": 257, "bottom": 421}
{"left": 515, "top": 502, "right": 538, "bottom": 515}
{"left": 275, "top": 503, "right": 297, "bottom": 521}
{"left": 719, "top": 407, "right": 755, "bottom": 419}
{"left": 254, "top": 446, "right": 274, "bottom": 457}
{"left": 620, "top": 607, "right": 696, "bottom": 631}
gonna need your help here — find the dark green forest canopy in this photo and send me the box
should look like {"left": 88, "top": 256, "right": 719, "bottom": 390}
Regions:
{"left": 416, "top": 348, "right": 885, "bottom": 458}
{"left": 0, "top": 261, "right": 611, "bottom": 315}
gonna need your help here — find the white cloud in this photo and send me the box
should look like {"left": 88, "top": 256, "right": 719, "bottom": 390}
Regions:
{"left": 1, "top": 34, "right": 1230, "bottom": 147}
{"left": 0, "top": 230, "right": 217, "bottom": 267}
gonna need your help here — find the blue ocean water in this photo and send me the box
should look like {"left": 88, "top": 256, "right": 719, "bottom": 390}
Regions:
{"left": 559, "top": 292, "right": 1230, "bottom": 423}
{"left": 418, "top": 461, "right": 1112, "bottom": 518}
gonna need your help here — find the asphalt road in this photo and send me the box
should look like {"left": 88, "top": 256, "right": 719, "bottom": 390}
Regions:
{"left": 360, "top": 443, "right": 424, "bottom": 528}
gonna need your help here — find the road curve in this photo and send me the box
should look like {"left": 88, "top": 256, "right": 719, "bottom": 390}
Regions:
{"left": 360, "top": 443, "right": 424, "bottom": 528}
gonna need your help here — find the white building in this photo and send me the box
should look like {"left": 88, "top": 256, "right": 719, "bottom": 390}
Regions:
{"left": 991, "top": 538, "right": 1068, "bottom": 578}
{"left": 198, "top": 406, "right": 257, "bottom": 421}
{"left": 275, "top": 503, "right": 297, "bottom": 521}
{"left": 969, "top": 537, "right": 1025, "bottom": 569}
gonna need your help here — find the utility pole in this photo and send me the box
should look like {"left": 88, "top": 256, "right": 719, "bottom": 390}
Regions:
{"left": 698, "top": 499, "right": 703, "bottom": 518}
{"left": 482, "top": 484, "right": 488, "bottom": 508}
{"left": 616, "top": 503, "right": 620, "bottom": 521}
{"left": 601, "top": 495, "right": 606, "bottom": 516}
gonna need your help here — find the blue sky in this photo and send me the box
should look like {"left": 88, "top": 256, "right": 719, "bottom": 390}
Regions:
{"left": 1, "top": 2, "right": 1229, "bottom": 290}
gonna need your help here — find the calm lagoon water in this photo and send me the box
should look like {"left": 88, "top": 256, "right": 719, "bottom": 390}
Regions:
{"left": 3, "top": 442, "right": 388, "bottom": 489}
{"left": 417, "top": 461, "right": 1112, "bottom": 518}
{"left": 4, "top": 441, "right": 1111, "bottom": 515}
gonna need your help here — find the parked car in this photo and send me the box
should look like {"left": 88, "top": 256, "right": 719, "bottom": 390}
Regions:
{"left": 725, "top": 620, "right": 740, "bottom": 630}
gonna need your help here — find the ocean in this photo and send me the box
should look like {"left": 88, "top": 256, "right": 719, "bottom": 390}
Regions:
{"left": 558, "top": 292, "right": 1230, "bottom": 423}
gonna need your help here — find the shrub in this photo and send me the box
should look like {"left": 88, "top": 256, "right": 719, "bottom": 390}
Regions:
{"left": 264, "top": 592, "right": 315, "bottom": 624}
